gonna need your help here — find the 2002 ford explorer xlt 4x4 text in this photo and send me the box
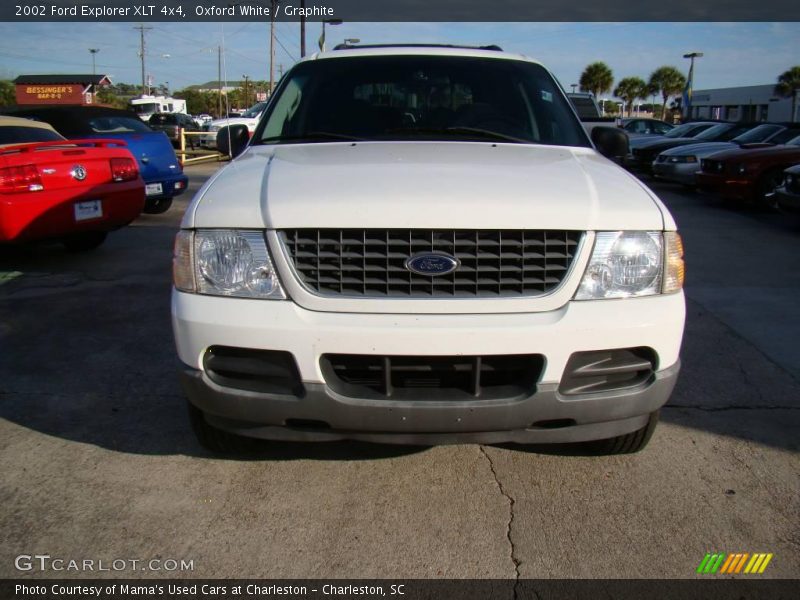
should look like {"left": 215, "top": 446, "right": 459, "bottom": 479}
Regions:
{"left": 171, "top": 44, "right": 685, "bottom": 454}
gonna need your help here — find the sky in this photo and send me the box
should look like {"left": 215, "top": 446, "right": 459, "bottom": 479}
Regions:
{"left": 1, "top": 22, "right": 798, "bottom": 101}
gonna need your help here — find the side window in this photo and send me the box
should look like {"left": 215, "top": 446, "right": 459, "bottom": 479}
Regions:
{"left": 262, "top": 76, "right": 306, "bottom": 139}
{"left": 655, "top": 123, "right": 671, "bottom": 134}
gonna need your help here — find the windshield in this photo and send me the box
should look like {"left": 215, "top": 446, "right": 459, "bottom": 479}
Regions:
{"left": 768, "top": 128, "right": 800, "bottom": 145}
{"left": 131, "top": 103, "right": 158, "bottom": 115}
{"left": 241, "top": 102, "right": 268, "bottom": 118}
{"left": 86, "top": 116, "right": 153, "bottom": 133}
{"left": 663, "top": 123, "right": 699, "bottom": 138}
{"left": 254, "top": 55, "right": 590, "bottom": 147}
{"left": 693, "top": 123, "right": 732, "bottom": 141}
{"left": 0, "top": 125, "right": 64, "bottom": 145}
{"left": 732, "top": 124, "right": 783, "bottom": 144}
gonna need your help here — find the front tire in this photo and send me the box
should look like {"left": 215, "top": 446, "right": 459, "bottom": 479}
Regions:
{"left": 188, "top": 402, "right": 258, "bottom": 455}
{"left": 583, "top": 411, "right": 659, "bottom": 455}
{"left": 144, "top": 196, "right": 173, "bottom": 214}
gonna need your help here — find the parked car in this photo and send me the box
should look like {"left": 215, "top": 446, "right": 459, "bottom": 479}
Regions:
{"left": 626, "top": 121, "right": 720, "bottom": 170}
{"left": 697, "top": 135, "right": 800, "bottom": 207}
{"left": 618, "top": 118, "right": 674, "bottom": 137}
{"left": 775, "top": 164, "right": 800, "bottom": 214}
{"left": 651, "top": 123, "right": 800, "bottom": 186}
{"left": 173, "top": 44, "right": 685, "bottom": 455}
{"left": 148, "top": 113, "right": 201, "bottom": 148}
{"left": 4, "top": 106, "right": 188, "bottom": 214}
{"left": 193, "top": 114, "right": 213, "bottom": 128}
{"left": 199, "top": 102, "right": 269, "bottom": 149}
{"left": 566, "top": 92, "right": 617, "bottom": 135}
{"left": 0, "top": 115, "right": 144, "bottom": 250}
{"left": 634, "top": 122, "right": 756, "bottom": 174}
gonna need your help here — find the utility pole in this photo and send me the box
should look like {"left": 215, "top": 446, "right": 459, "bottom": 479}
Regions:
{"left": 89, "top": 48, "right": 100, "bottom": 75}
{"left": 134, "top": 24, "right": 152, "bottom": 96}
{"left": 242, "top": 75, "right": 250, "bottom": 107}
{"left": 217, "top": 45, "right": 222, "bottom": 117}
{"left": 300, "top": 0, "right": 306, "bottom": 57}
{"left": 269, "top": 0, "right": 279, "bottom": 96}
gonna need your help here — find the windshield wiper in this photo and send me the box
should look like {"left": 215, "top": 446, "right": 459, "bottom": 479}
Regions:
{"left": 386, "top": 126, "right": 529, "bottom": 144}
{"left": 259, "top": 131, "right": 364, "bottom": 143}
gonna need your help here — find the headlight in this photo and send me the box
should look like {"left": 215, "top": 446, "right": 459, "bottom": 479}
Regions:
{"left": 173, "top": 230, "right": 286, "bottom": 299}
{"left": 734, "top": 163, "right": 747, "bottom": 175}
{"left": 575, "top": 231, "right": 684, "bottom": 300}
{"left": 667, "top": 155, "right": 697, "bottom": 163}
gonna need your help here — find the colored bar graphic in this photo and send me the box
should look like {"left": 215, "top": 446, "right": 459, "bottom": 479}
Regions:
{"left": 734, "top": 553, "right": 749, "bottom": 573}
{"left": 758, "top": 554, "right": 773, "bottom": 573}
{"left": 697, "top": 554, "right": 712, "bottom": 574}
{"left": 699, "top": 552, "right": 774, "bottom": 575}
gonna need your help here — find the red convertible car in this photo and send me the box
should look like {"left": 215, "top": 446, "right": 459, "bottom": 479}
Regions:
{"left": 0, "top": 115, "right": 144, "bottom": 250}
{"left": 697, "top": 134, "right": 800, "bottom": 208}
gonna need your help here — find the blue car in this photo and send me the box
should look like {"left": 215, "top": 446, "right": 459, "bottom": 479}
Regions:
{"left": 4, "top": 106, "right": 188, "bottom": 214}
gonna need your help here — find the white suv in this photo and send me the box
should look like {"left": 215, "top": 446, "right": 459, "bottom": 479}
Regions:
{"left": 172, "top": 45, "right": 685, "bottom": 454}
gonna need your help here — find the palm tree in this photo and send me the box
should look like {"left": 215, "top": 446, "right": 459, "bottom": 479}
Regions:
{"left": 648, "top": 66, "right": 686, "bottom": 121}
{"left": 613, "top": 77, "right": 647, "bottom": 117}
{"left": 775, "top": 66, "right": 800, "bottom": 123}
{"left": 579, "top": 62, "right": 614, "bottom": 100}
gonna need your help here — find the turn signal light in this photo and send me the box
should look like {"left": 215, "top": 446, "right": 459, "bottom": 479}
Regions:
{"left": 110, "top": 157, "right": 138, "bottom": 182}
{"left": 0, "top": 164, "right": 43, "bottom": 193}
{"left": 663, "top": 231, "right": 685, "bottom": 293}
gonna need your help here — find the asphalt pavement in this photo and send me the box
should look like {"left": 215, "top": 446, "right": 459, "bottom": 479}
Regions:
{"left": 0, "top": 162, "right": 798, "bottom": 580}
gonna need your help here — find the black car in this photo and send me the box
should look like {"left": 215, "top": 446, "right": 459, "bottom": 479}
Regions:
{"left": 148, "top": 113, "right": 201, "bottom": 148}
{"left": 776, "top": 163, "right": 800, "bottom": 214}
{"left": 619, "top": 118, "right": 674, "bottom": 136}
{"left": 633, "top": 122, "right": 758, "bottom": 173}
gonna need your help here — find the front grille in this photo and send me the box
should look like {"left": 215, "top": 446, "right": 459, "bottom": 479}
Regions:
{"left": 701, "top": 159, "right": 724, "bottom": 174}
{"left": 321, "top": 353, "right": 544, "bottom": 401}
{"left": 279, "top": 229, "right": 583, "bottom": 298}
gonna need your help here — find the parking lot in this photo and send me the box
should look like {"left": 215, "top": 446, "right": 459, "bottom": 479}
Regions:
{"left": 1, "top": 162, "right": 798, "bottom": 579}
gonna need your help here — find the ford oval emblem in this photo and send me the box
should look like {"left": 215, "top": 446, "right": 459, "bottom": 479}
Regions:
{"left": 405, "top": 253, "right": 460, "bottom": 277}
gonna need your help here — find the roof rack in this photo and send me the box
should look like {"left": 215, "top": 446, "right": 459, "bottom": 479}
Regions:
{"left": 331, "top": 43, "right": 503, "bottom": 52}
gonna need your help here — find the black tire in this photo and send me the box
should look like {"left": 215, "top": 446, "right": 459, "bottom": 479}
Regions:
{"left": 187, "top": 402, "right": 259, "bottom": 455}
{"left": 583, "top": 411, "right": 659, "bottom": 455}
{"left": 62, "top": 231, "right": 107, "bottom": 252}
{"left": 755, "top": 169, "right": 784, "bottom": 210}
{"left": 144, "top": 196, "right": 173, "bottom": 215}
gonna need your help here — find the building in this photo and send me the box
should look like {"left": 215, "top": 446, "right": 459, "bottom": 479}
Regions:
{"left": 689, "top": 84, "right": 796, "bottom": 122}
{"left": 13, "top": 74, "right": 112, "bottom": 106}
{"left": 186, "top": 81, "right": 241, "bottom": 94}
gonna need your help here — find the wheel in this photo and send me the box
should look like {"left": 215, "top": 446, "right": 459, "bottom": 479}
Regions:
{"left": 755, "top": 168, "right": 784, "bottom": 210}
{"left": 144, "top": 196, "right": 173, "bottom": 214}
{"left": 583, "top": 411, "right": 659, "bottom": 455}
{"left": 62, "top": 231, "right": 107, "bottom": 252}
{"left": 187, "top": 402, "right": 259, "bottom": 455}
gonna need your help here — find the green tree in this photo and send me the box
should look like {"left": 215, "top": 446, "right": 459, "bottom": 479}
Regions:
{"left": 775, "top": 66, "right": 800, "bottom": 123}
{"left": 95, "top": 87, "right": 128, "bottom": 109}
{"left": 648, "top": 66, "right": 686, "bottom": 120}
{"left": 579, "top": 62, "right": 614, "bottom": 99}
{"left": 613, "top": 76, "right": 647, "bottom": 117}
{"left": 0, "top": 80, "right": 15, "bottom": 107}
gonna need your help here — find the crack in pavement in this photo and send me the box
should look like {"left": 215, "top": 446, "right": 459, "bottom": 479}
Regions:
{"left": 479, "top": 445, "right": 520, "bottom": 598}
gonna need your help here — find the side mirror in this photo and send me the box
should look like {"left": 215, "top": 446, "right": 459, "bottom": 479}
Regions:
{"left": 591, "top": 126, "right": 629, "bottom": 161}
{"left": 217, "top": 124, "right": 250, "bottom": 158}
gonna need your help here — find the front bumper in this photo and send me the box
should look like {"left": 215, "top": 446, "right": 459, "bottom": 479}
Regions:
{"left": 182, "top": 363, "right": 680, "bottom": 444}
{"left": 776, "top": 186, "right": 800, "bottom": 214}
{"left": 652, "top": 161, "right": 700, "bottom": 185}
{"left": 172, "top": 291, "right": 685, "bottom": 443}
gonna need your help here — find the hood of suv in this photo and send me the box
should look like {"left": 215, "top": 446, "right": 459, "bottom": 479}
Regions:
{"left": 188, "top": 142, "right": 667, "bottom": 230}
